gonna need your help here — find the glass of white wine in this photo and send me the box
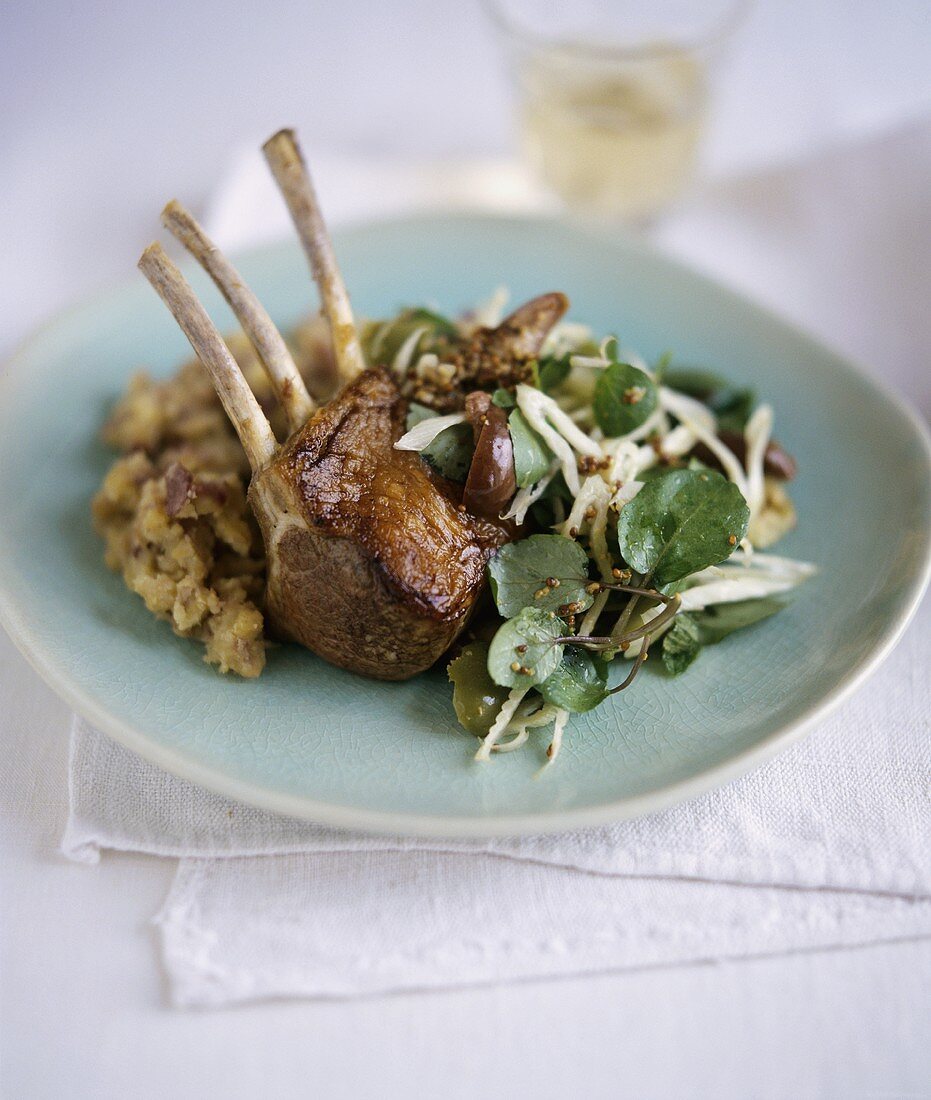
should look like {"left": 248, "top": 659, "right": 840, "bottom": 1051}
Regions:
{"left": 485, "top": 0, "right": 747, "bottom": 223}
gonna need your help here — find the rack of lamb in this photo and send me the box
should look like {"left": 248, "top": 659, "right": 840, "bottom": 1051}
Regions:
{"left": 138, "top": 129, "right": 565, "bottom": 680}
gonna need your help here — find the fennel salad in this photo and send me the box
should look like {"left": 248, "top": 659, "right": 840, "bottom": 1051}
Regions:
{"left": 372, "top": 290, "right": 816, "bottom": 766}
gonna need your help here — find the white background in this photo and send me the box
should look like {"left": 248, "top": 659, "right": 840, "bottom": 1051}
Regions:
{"left": 2, "top": 2, "right": 930, "bottom": 1097}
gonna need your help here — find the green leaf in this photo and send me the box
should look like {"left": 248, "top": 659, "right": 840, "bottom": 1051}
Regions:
{"left": 424, "top": 424, "right": 474, "bottom": 480}
{"left": 662, "top": 367, "right": 755, "bottom": 431}
{"left": 691, "top": 597, "right": 786, "bottom": 644}
{"left": 616, "top": 468, "right": 750, "bottom": 588}
{"left": 652, "top": 351, "right": 673, "bottom": 384}
{"left": 491, "top": 388, "right": 516, "bottom": 408}
{"left": 660, "top": 597, "right": 787, "bottom": 677}
{"left": 487, "top": 608, "right": 564, "bottom": 688}
{"left": 539, "top": 647, "right": 608, "bottom": 712}
{"left": 711, "top": 388, "right": 756, "bottom": 433}
{"left": 406, "top": 403, "right": 474, "bottom": 481}
{"left": 364, "top": 307, "right": 456, "bottom": 366}
{"left": 537, "top": 354, "right": 571, "bottom": 392}
{"left": 593, "top": 362, "right": 659, "bottom": 437}
{"left": 661, "top": 615, "right": 702, "bottom": 675}
{"left": 508, "top": 408, "right": 553, "bottom": 488}
{"left": 663, "top": 367, "right": 728, "bottom": 399}
{"left": 405, "top": 307, "right": 458, "bottom": 338}
{"left": 488, "top": 534, "right": 593, "bottom": 618}
{"left": 448, "top": 641, "right": 511, "bottom": 736}
{"left": 638, "top": 464, "right": 679, "bottom": 482}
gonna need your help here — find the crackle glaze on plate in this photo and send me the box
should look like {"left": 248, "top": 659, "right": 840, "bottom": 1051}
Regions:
{"left": 1, "top": 215, "right": 929, "bottom": 836}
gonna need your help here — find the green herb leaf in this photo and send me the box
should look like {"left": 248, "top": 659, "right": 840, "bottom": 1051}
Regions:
{"left": 488, "top": 534, "right": 593, "bottom": 618}
{"left": 406, "top": 403, "right": 474, "bottom": 481}
{"left": 539, "top": 647, "right": 608, "bottom": 712}
{"left": 662, "top": 367, "right": 756, "bottom": 431}
{"left": 661, "top": 596, "right": 787, "bottom": 677}
{"left": 491, "top": 388, "right": 516, "bottom": 408}
{"left": 690, "top": 597, "right": 786, "bottom": 644}
{"left": 487, "top": 608, "right": 564, "bottom": 688}
{"left": 405, "top": 307, "right": 458, "bottom": 337}
{"left": 448, "top": 641, "right": 511, "bottom": 736}
{"left": 424, "top": 424, "right": 474, "bottom": 480}
{"left": 508, "top": 408, "right": 553, "bottom": 488}
{"left": 616, "top": 468, "right": 750, "bottom": 588}
{"left": 652, "top": 351, "right": 673, "bottom": 384}
{"left": 710, "top": 387, "right": 756, "bottom": 433}
{"left": 593, "top": 362, "right": 659, "bottom": 437}
{"left": 537, "top": 354, "right": 571, "bottom": 392}
{"left": 661, "top": 614, "right": 702, "bottom": 675}
{"left": 363, "top": 307, "right": 455, "bottom": 366}
{"left": 663, "top": 367, "right": 728, "bottom": 399}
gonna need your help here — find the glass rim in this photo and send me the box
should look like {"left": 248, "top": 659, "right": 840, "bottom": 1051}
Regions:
{"left": 481, "top": 0, "right": 750, "bottom": 61}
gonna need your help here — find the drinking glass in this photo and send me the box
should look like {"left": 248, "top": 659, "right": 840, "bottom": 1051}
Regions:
{"left": 485, "top": 0, "right": 747, "bottom": 222}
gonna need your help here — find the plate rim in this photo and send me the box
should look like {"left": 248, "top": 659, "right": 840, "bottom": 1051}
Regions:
{"left": 2, "top": 211, "right": 930, "bottom": 838}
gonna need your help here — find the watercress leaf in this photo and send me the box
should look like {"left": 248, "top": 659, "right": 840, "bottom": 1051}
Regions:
{"left": 405, "top": 307, "right": 458, "bottom": 338}
{"left": 488, "top": 534, "right": 593, "bottom": 618}
{"left": 638, "top": 464, "right": 678, "bottom": 482}
{"left": 710, "top": 387, "right": 755, "bottom": 432}
{"left": 616, "top": 468, "right": 750, "bottom": 588}
{"left": 448, "top": 641, "right": 510, "bottom": 736}
{"left": 365, "top": 308, "right": 454, "bottom": 366}
{"left": 661, "top": 614, "right": 702, "bottom": 675}
{"left": 540, "top": 470, "right": 574, "bottom": 502}
{"left": 663, "top": 366, "right": 728, "bottom": 399}
{"left": 487, "top": 608, "right": 564, "bottom": 688}
{"left": 661, "top": 597, "right": 787, "bottom": 678}
{"left": 423, "top": 424, "right": 474, "bottom": 480}
{"left": 691, "top": 597, "right": 786, "bottom": 645}
{"left": 406, "top": 403, "right": 474, "bottom": 481}
{"left": 508, "top": 408, "right": 553, "bottom": 488}
{"left": 538, "top": 354, "right": 571, "bottom": 392}
{"left": 539, "top": 647, "right": 609, "bottom": 712}
{"left": 652, "top": 350, "right": 673, "bottom": 384}
{"left": 491, "top": 388, "right": 516, "bottom": 408}
{"left": 593, "top": 362, "right": 659, "bottom": 437}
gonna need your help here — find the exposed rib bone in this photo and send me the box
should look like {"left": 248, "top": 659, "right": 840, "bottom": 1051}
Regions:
{"left": 161, "top": 200, "right": 316, "bottom": 432}
{"left": 262, "top": 129, "right": 366, "bottom": 387}
{"left": 138, "top": 243, "right": 278, "bottom": 473}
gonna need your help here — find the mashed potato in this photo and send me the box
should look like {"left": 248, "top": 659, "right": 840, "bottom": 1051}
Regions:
{"left": 92, "top": 319, "right": 335, "bottom": 676}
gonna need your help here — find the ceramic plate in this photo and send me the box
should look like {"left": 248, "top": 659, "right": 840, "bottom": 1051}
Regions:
{"left": 1, "top": 215, "right": 929, "bottom": 836}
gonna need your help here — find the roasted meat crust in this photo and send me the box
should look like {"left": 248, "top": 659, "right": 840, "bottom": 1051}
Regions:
{"left": 250, "top": 367, "right": 508, "bottom": 680}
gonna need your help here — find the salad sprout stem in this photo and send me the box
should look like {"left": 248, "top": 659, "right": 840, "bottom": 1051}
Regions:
{"left": 609, "top": 573, "right": 646, "bottom": 642}
{"left": 608, "top": 634, "right": 651, "bottom": 694}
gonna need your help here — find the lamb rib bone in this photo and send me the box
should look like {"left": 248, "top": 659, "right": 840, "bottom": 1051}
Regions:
{"left": 161, "top": 199, "right": 316, "bottom": 432}
{"left": 263, "top": 128, "right": 367, "bottom": 388}
{"left": 138, "top": 243, "right": 278, "bottom": 472}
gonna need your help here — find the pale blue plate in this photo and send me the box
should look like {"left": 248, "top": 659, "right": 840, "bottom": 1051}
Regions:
{"left": 1, "top": 215, "right": 929, "bottom": 836}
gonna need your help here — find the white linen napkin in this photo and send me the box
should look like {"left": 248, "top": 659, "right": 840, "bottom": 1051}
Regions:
{"left": 64, "top": 123, "right": 931, "bottom": 1005}
{"left": 64, "top": 596, "right": 931, "bottom": 1005}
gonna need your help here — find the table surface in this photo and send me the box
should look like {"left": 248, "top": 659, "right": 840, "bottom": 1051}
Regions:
{"left": 2, "top": 2, "right": 931, "bottom": 1095}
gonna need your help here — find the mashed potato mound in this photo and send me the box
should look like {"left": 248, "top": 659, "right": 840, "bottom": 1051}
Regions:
{"left": 92, "top": 320, "right": 335, "bottom": 677}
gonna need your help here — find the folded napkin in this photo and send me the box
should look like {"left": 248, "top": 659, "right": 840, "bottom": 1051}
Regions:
{"left": 64, "top": 124, "right": 931, "bottom": 1006}
{"left": 63, "top": 594, "right": 930, "bottom": 1005}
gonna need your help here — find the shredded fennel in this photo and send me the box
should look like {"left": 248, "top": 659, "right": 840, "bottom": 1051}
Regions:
{"left": 394, "top": 412, "right": 466, "bottom": 452}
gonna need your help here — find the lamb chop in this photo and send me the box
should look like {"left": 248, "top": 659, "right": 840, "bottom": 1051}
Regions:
{"left": 138, "top": 129, "right": 565, "bottom": 680}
